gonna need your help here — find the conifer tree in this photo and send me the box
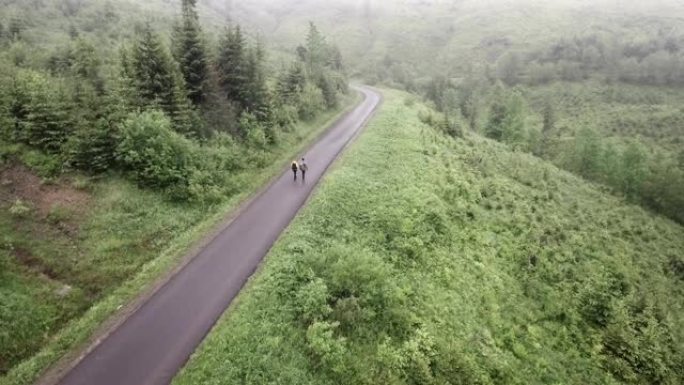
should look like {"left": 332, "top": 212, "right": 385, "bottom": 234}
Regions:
{"left": 130, "top": 24, "right": 193, "bottom": 135}
{"left": 243, "top": 38, "right": 268, "bottom": 116}
{"left": 305, "top": 22, "right": 327, "bottom": 73}
{"left": 132, "top": 25, "right": 177, "bottom": 109}
{"left": 173, "top": 0, "right": 209, "bottom": 105}
{"left": 217, "top": 26, "right": 248, "bottom": 109}
{"left": 12, "top": 71, "right": 72, "bottom": 153}
{"left": 277, "top": 61, "right": 306, "bottom": 100}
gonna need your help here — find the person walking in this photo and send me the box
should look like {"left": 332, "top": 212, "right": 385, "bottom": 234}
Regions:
{"left": 299, "top": 157, "right": 308, "bottom": 184}
{"left": 291, "top": 160, "right": 299, "bottom": 181}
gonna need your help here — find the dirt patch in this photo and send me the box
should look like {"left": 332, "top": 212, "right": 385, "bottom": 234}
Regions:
{"left": 13, "top": 247, "right": 61, "bottom": 281}
{"left": 0, "top": 163, "right": 91, "bottom": 219}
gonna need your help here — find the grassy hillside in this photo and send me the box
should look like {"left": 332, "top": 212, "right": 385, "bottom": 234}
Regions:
{"left": 174, "top": 89, "right": 684, "bottom": 385}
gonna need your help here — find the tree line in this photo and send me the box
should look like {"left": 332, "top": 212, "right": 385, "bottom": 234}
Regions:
{"left": 0, "top": 0, "right": 348, "bottom": 202}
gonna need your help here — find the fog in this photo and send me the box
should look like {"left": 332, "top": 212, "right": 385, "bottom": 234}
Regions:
{"left": 189, "top": 0, "right": 684, "bottom": 74}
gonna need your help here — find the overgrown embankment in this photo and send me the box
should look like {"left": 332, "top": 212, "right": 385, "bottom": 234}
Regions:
{"left": 174, "top": 89, "right": 684, "bottom": 385}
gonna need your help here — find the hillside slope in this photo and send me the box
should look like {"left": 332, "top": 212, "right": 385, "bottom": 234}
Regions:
{"left": 174, "top": 89, "right": 684, "bottom": 385}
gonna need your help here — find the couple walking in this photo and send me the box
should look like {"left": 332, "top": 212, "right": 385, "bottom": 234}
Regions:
{"left": 291, "top": 158, "right": 308, "bottom": 183}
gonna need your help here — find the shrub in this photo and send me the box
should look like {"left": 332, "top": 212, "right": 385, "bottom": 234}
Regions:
{"left": 271, "top": 104, "right": 298, "bottom": 132}
{"left": 240, "top": 112, "right": 268, "bottom": 148}
{"left": 317, "top": 73, "right": 339, "bottom": 109}
{"left": 20, "top": 149, "right": 62, "bottom": 177}
{"left": 297, "top": 82, "right": 325, "bottom": 120}
{"left": 47, "top": 205, "right": 72, "bottom": 224}
{"left": 116, "top": 110, "right": 195, "bottom": 195}
{"left": 9, "top": 199, "right": 31, "bottom": 218}
{"left": 294, "top": 278, "right": 332, "bottom": 324}
{"left": 71, "top": 175, "right": 91, "bottom": 191}
{"left": 306, "top": 321, "right": 347, "bottom": 374}
{"left": 418, "top": 109, "right": 437, "bottom": 126}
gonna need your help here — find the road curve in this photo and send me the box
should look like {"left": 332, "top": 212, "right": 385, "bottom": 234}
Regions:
{"left": 55, "top": 86, "right": 381, "bottom": 385}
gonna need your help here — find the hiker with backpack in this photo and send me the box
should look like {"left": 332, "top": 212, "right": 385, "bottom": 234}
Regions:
{"left": 299, "top": 158, "right": 308, "bottom": 184}
{"left": 291, "top": 160, "right": 298, "bottom": 181}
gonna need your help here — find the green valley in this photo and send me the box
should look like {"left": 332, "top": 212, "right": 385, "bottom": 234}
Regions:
{"left": 1, "top": 0, "right": 683, "bottom": 384}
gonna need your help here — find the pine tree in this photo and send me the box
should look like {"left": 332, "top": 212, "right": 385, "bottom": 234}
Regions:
{"left": 12, "top": 71, "right": 73, "bottom": 153}
{"left": 243, "top": 38, "right": 269, "bottom": 117}
{"left": 69, "top": 38, "right": 103, "bottom": 93}
{"left": 217, "top": 26, "right": 248, "bottom": 109}
{"left": 305, "top": 22, "right": 327, "bottom": 74}
{"left": 173, "top": 0, "right": 209, "bottom": 105}
{"left": 328, "top": 45, "right": 344, "bottom": 71}
{"left": 317, "top": 73, "right": 337, "bottom": 109}
{"left": 130, "top": 24, "right": 193, "bottom": 135}
{"left": 132, "top": 25, "right": 177, "bottom": 108}
{"left": 277, "top": 61, "right": 306, "bottom": 101}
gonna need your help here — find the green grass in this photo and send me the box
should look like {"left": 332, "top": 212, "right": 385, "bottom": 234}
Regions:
{"left": 174, "top": 89, "right": 684, "bottom": 385}
{"left": 0, "top": 93, "right": 359, "bottom": 385}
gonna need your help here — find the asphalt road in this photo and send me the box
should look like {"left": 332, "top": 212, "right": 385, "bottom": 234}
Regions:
{"left": 55, "top": 86, "right": 381, "bottom": 385}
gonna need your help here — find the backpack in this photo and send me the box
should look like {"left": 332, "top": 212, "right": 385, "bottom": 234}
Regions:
{"left": 291, "top": 161, "right": 298, "bottom": 171}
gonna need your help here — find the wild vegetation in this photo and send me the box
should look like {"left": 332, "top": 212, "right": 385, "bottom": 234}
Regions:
{"left": 0, "top": 0, "right": 350, "bottom": 379}
{"left": 175, "top": 90, "right": 684, "bottom": 385}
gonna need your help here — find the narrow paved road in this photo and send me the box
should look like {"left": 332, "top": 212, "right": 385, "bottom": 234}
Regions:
{"left": 56, "top": 87, "right": 381, "bottom": 385}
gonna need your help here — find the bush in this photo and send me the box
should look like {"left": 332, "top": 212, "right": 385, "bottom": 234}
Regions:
{"left": 47, "top": 205, "right": 73, "bottom": 224}
{"left": 297, "top": 82, "right": 325, "bottom": 120}
{"left": 418, "top": 109, "right": 437, "bottom": 126}
{"left": 294, "top": 278, "right": 332, "bottom": 324}
{"left": 306, "top": 321, "right": 347, "bottom": 374}
{"left": 271, "top": 104, "right": 298, "bottom": 132}
{"left": 240, "top": 112, "right": 268, "bottom": 148}
{"left": 8, "top": 199, "right": 31, "bottom": 218}
{"left": 116, "top": 110, "right": 195, "bottom": 195}
{"left": 20, "top": 149, "right": 62, "bottom": 177}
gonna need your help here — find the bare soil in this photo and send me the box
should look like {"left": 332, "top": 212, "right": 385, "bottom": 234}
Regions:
{"left": 0, "top": 163, "right": 91, "bottom": 219}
